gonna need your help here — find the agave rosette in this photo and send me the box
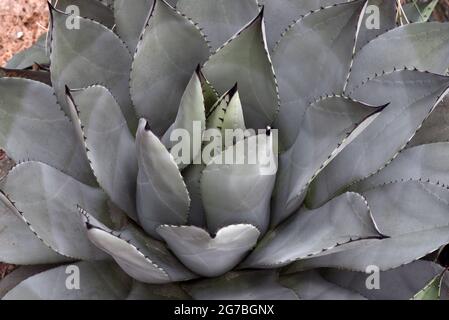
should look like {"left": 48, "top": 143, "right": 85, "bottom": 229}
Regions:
{"left": 1, "top": 0, "right": 449, "bottom": 300}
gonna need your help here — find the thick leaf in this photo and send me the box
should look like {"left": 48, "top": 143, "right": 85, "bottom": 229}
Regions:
{"left": 272, "top": 0, "right": 367, "bottom": 148}
{"left": 80, "top": 208, "right": 196, "bottom": 284}
{"left": 51, "top": 0, "right": 115, "bottom": 28}
{"left": 130, "top": 0, "right": 210, "bottom": 135}
{"left": 6, "top": 34, "right": 49, "bottom": 69}
{"left": 403, "top": 1, "right": 439, "bottom": 23}
{"left": 177, "top": 0, "right": 259, "bottom": 50}
{"left": 307, "top": 71, "right": 449, "bottom": 208}
{"left": 206, "top": 85, "right": 246, "bottom": 148}
{"left": 280, "top": 270, "right": 366, "bottom": 300}
{"left": 0, "top": 161, "right": 111, "bottom": 260}
{"left": 3, "top": 261, "right": 133, "bottom": 300}
{"left": 271, "top": 96, "right": 383, "bottom": 225}
{"left": 0, "top": 192, "right": 67, "bottom": 265}
{"left": 350, "top": 143, "right": 449, "bottom": 192}
{"left": 347, "top": 22, "right": 449, "bottom": 93}
{"left": 50, "top": 6, "right": 136, "bottom": 129}
{"left": 412, "top": 272, "right": 445, "bottom": 300}
{"left": 291, "top": 181, "right": 449, "bottom": 272}
{"left": 201, "top": 133, "right": 277, "bottom": 234}
{"left": 259, "top": 0, "right": 344, "bottom": 50}
{"left": 135, "top": 120, "right": 190, "bottom": 239}
{"left": 161, "top": 68, "right": 206, "bottom": 169}
{"left": 243, "top": 192, "right": 381, "bottom": 268}
{"left": 114, "top": 0, "right": 153, "bottom": 53}
{"left": 0, "top": 78, "right": 95, "bottom": 186}
{"left": 184, "top": 270, "right": 298, "bottom": 300}
{"left": 320, "top": 261, "right": 443, "bottom": 300}
{"left": 198, "top": 69, "right": 219, "bottom": 113}
{"left": 157, "top": 224, "right": 260, "bottom": 277}
{"left": 67, "top": 86, "right": 138, "bottom": 220}
{"left": 202, "top": 10, "right": 278, "bottom": 131}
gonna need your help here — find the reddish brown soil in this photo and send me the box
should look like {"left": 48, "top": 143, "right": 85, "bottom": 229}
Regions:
{"left": 0, "top": 0, "right": 48, "bottom": 66}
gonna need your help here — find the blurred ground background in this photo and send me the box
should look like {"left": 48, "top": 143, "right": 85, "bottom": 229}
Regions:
{"left": 1, "top": 0, "right": 449, "bottom": 279}
{"left": 0, "top": 0, "right": 48, "bottom": 66}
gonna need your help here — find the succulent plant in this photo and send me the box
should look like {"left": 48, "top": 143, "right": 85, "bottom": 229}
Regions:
{"left": 1, "top": 0, "right": 449, "bottom": 300}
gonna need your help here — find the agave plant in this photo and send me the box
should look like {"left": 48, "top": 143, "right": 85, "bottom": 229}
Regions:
{"left": 1, "top": 0, "right": 449, "bottom": 300}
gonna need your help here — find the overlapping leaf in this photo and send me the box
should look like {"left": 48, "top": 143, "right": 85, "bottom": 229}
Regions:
{"left": 130, "top": 0, "right": 210, "bottom": 135}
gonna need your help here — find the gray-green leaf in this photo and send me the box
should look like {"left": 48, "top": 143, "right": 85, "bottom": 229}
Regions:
{"left": 130, "top": 0, "right": 210, "bottom": 135}
{"left": 243, "top": 192, "right": 381, "bottom": 268}
{"left": 184, "top": 270, "right": 298, "bottom": 300}
{"left": 50, "top": 6, "right": 136, "bottom": 129}
{"left": 177, "top": 0, "right": 259, "bottom": 50}
{"left": 0, "top": 161, "right": 111, "bottom": 260}
{"left": 135, "top": 119, "right": 190, "bottom": 239}
{"left": 67, "top": 86, "right": 138, "bottom": 221}
{"left": 157, "top": 224, "right": 259, "bottom": 277}
{"left": 80, "top": 208, "right": 196, "bottom": 284}
{"left": 0, "top": 78, "right": 95, "bottom": 186}
{"left": 201, "top": 133, "right": 277, "bottom": 234}
{"left": 202, "top": 10, "right": 278, "bottom": 131}
{"left": 272, "top": 0, "right": 367, "bottom": 148}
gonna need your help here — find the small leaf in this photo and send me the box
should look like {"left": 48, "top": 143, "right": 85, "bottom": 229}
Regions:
{"left": 130, "top": 0, "right": 210, "bottom": 135}
{"left": 157, "top": 224, "right": 260, "bottom": 277}
{"left": 161, "top": 68, "right": 206, "bottom": 170}
{"left": 206, "top": 85, "right": 246, "bottom": 148}
{"left": 412, "top": 272, "right": 445, "bottom": 300}
{"left": 403, "top": 0, "right": 439, "bottom": 23}
{"left": 202, "top": 10, "right": 279, "bottom": 131}
{"left": 135, "top": 120, "right": 190, "bottom": 239}
{"left": 198, "top": 70, "right": 219, "bottom": 113}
